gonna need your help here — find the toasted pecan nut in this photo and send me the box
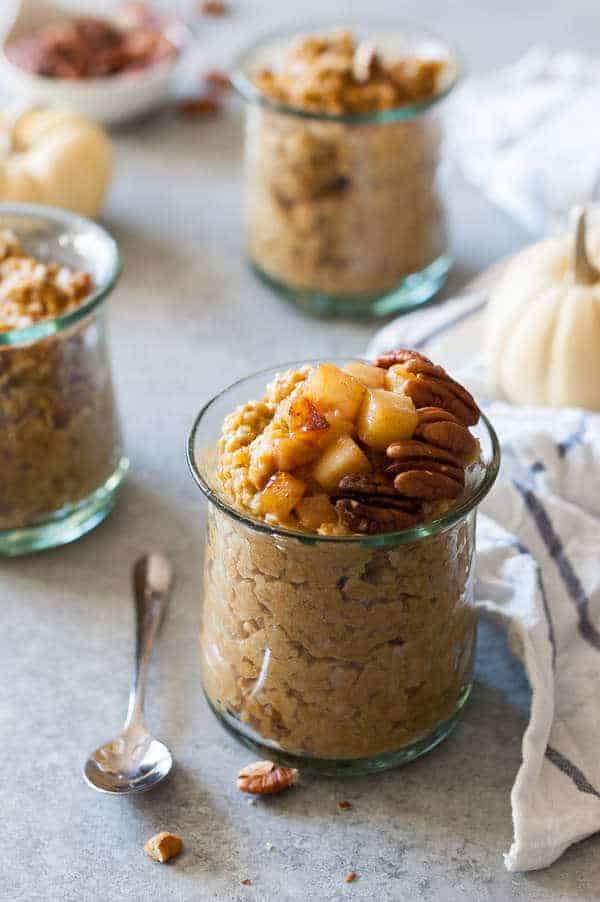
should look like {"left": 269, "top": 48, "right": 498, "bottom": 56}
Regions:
{"left": 386, "top": 439, "right": 462, "bottom": 469}
{"left": 237, "top": 760, "right": 298, "bottom": 795}
{"left": 374, "top": 349, "right": 480, "bottom": 426}
{"left": 416, "top": 406, "right": 460, "bottom": 426}
{"left": 385, "top": 458, "right": 464, "bottom": 486}
{"left": 336, "top": 472, "right": 411, "bottom": 502}
{"left": 414, "top": 420, "right": 479, "bottom": 463}
{"left": 144, "top": 832, "right": 183, "bottom": 863}
{"left": 393, "top": 469, "right": 463, "bottom": 501}
{"left": 374, "top": 349, "right": 434, "bottom": 370}
{"left": 336, "top": 498, "right": 419, "bottom": 534}
{"left": 403, "top": 376, "right": 479, "bottom": 427}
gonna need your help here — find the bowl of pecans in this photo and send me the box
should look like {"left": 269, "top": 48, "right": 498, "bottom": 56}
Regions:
{"left": 0, "top": 0, "right": 191, "bottom": 124}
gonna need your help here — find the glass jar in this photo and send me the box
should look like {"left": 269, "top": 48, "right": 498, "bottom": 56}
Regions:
{"left": 188, "top": 363, "right": 500, "bottom": 775}
{"left": 0, "top": 204, "right": 128, "bottom": 556}
{"left": 233, "top": 23, "right": 460, "bottom": 318}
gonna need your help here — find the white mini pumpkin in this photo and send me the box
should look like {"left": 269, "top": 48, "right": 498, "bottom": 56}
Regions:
{"left": 0, "top": 107, "right": 112, "bottom": 217}
{"left": 485, "top": 209, "right": 600, "bottom": 410}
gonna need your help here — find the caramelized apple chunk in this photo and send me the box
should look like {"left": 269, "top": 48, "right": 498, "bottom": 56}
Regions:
{"left": 343, "top": 360, "right": 386, "bottom": 389}
{"left": 385, "top": 364, "right": 410, "bottom": 393}
{"left": 304, "top": 364, "right": 365, "bottom": 422}
{"left": 295, "top": 493, "right": 338, "bottom": 530}
{"left": 258, "top": 472, "right": 306, "bottom": 520}
{"left": 312, "top": 435, "right": 371, "bottom": 492}
{"left": 357, "top": 389, "right": 418, "bottom": 450}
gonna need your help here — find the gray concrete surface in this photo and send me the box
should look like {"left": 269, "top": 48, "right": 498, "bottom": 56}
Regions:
{"left": 2, "top": 1, "right": 600, "bottom": 899}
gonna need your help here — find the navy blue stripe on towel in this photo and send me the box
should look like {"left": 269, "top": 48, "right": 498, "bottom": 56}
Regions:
{"left": 546, "top": 746, "right": 600, "bottom": 799}
{"left": 513, "top": 481, "right": 600, "bottom": 651}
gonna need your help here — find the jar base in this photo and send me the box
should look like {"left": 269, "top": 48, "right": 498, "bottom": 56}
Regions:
{"left": 0, "top": 457, "right": 129, "bottom": 557}
{"left": 250, "top": 254, "right": 452, "bottom": 319}
{"left": 205, "top": 681, "right": 471, "bottom": 776}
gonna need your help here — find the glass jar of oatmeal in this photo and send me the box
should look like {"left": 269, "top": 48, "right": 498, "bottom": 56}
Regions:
{"left": 188, "top": 362, "right": 500, "bottom": 775}
{"left": 0, "top": 204, "right": 128, "bottom": 556}
{"left": 233, "top": 23, "right": 460, "bottom": 318}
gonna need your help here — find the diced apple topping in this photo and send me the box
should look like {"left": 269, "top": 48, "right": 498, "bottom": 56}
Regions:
{"left": 324, "top": 409, "right": 355, "bottom": 442}
{"left": 258, "top": 472, "right": 306, "bottom": 520}
{"left": 357, "top": 389, "right": 418, "bottom": 451}
{"left": 312, "top": 435, "right": 371, "bottom": 492}
{"left": 270, "top": 434, "right": 321, "bottom": 472}
{"left": 295, "top": 494, "right": 338, "bottom": 530}
{"left": 343, "top": 360, "right": 386, "bottom": 389}
{"left": 304, "top": 364, "right": 365, "bottom": 422}
{"left": 385, "top": 364, "right": 411, "bottom": 393}
{"left": 286, "top": 394, "right": 330, "bottom": 437}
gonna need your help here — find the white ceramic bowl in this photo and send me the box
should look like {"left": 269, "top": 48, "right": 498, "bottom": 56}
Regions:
{"left": 0, "top": 0, "right": 192, "bottom": 125}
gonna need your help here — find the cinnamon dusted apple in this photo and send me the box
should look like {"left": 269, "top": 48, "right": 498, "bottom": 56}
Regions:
{"left": 216, "top": 351, "right": 481, "bottom": 534}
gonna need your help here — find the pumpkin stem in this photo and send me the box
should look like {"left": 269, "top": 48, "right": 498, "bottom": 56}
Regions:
{"left": 574, "top": 207, "right": 600, "bottom": 285}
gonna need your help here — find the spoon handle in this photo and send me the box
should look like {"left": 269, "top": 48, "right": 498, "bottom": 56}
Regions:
{"left": 125, "top": 554, "right": 173, "bottom": 730}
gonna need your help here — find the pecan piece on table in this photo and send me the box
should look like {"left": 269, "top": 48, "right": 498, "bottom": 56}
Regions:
{"left": 237, "top": 760, "right": 298, "bottom": 795}
{"left": 374, "top": 349, "right": 480, "bottom": 426}
{"left": 144, "top": 832, "right": 183, "bottom": 863}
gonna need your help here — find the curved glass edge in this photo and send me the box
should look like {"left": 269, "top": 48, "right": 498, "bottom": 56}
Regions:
{"left": 186, "top": 359, "right": 501, "bottom": 548}
{"left": 0, "top": 203, "right": 121, "bottom": 347}
{"left": 232, "top": 20, "right": 463, "bottom": 125}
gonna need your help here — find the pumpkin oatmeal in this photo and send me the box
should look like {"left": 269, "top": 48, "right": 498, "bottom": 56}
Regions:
{"left": 238, "top": 28, "right": 455, "bottom": 311}
{"left": 0, "top": 231, "right": 122, "bottom": 531}
{"left": 195, "top": 353, "right": 497, "bottom": 768}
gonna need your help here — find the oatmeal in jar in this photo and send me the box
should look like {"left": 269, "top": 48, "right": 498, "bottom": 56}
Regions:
{"left": 193, "top": 351, "right": 499, "bottom": 772}
{"left": 235, "top": 27, "right": 457, "bottom": 316}
{"left": 0, "top": 225, "right": 124, "bottom": 546}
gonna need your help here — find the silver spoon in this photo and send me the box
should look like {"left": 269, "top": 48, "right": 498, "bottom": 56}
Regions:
{"left": 83, "top": 553, "right": 174, "bottom": 794}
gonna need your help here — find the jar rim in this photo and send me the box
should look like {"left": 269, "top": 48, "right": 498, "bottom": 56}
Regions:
{"left": 0, "top": 203, "right": 121, "bottom": 347}
{"left": 231, "top": 20, "right": 462, "bottom": 125}
{"left": 186, "top": 359, "right": 501, "bottom": 547}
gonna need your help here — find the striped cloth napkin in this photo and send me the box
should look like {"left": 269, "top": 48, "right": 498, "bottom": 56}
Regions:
{"left": 368, "top": 299, "right": 600, "bottom": 871}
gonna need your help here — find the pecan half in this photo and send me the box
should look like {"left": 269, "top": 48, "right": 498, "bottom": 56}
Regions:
{"left": 385, "top": 458, "right": 464, "bottom": 485}
{"left": 335, "top": 499, "right": 420, "bottom": 534}
{"left": 336, "top": 473, "right": 419, "bottom": 508}
{"left": 385, "top": 439, "right": 464, "bottom": 500}
{"left": 414, "top": 417, "right": 479, "bottom": 463}
{"left": 393, "top": 469, "right": 463, "bottom": 501}
{"left": 237, "top": 761, "right": 298, "bottom": 795}
{"left": 415, "top": 406, "right": 460, "bottom": 426}
{"left": 333, "top": 474, "right": 421, "bottom": 533}
{"left": 375, "top": 349, "right": 434, "bottom": 370}
{"left": 386, "top": 439, "right": 462, "bottom": 469}
{"left": 374, "top": 349, "right": 480, "bottom": 426}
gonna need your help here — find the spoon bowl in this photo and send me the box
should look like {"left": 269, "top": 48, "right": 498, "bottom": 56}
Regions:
{"left": 84, "top": 729, "right": 173, "bottom": 794}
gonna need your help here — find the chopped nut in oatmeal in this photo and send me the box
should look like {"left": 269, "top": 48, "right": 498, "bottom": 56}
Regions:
{"left": 242, "top": 29, "right": 454, "bottom": 308}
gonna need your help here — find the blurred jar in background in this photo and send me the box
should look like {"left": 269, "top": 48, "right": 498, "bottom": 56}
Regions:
{"left": 234, "top": 24, "right": 460, "bottom": 318}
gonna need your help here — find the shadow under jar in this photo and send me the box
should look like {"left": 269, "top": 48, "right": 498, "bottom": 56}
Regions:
{"left": 187, "top": 363, "right": 500, "bottom": 775}
{"left": 0, "top": 204, "right": 128, "bottom": 556}
{"left": 233, "top": 23, "right": 460, "bottom": 318}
